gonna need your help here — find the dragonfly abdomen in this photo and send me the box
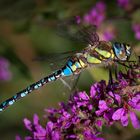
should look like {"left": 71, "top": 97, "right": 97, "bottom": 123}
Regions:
{"left": 62, "top": 58, "right": 87, "bottom": 75}
{"left": 0, "top": 70, "right": 64, "bottom": 112}
{"left": 0, "top": 58, "right": 86, "bottom": 112}
{"left": 0, "top": 74, "right": 57, "bottom": 112}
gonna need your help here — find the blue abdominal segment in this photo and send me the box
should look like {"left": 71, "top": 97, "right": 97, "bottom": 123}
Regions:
{"left": 62, "top": 66, "right": 73, "bottom": 76}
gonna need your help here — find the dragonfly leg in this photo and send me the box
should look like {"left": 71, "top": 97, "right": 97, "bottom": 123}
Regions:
{"left": 108, "top": 66, "right": 119, "bottom": 104}
{"left": 117, "top": 61, "right": 131, "bottom": 68}
{"left": 108, "top": 67, "right": 113, "bottom": 85}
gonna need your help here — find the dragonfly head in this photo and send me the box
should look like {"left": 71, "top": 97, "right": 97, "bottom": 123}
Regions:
{"left": 113, "top": 42, "right": 131, "bottom": 61}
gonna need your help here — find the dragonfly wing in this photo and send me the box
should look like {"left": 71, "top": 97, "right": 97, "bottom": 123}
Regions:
{"left": 33, "top": 51, "right": 77, "bottom": 71}
{"left": 60, "top": 74, "right": 80, "bottom": 92}
{"left": 33, "top": 51, "right": 76, "bottom": 61}
{"left": 57, "top": 17, "right": 99, "bottom": 46}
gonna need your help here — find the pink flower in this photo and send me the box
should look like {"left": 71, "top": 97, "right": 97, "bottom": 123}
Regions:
{"left": 0, "top": 57, "right": 12, "bottom": 81}
{"left": 130, "top": 111, "right": 140, "bottom": 129}
{"left": 16, "top": 62, "right": 140, "bottom": 139}
{"left": 83, "top": 1, "right": 106, "bottom": 26}
{"left": 132, "top": 24, "right": 140, "bottom": 40}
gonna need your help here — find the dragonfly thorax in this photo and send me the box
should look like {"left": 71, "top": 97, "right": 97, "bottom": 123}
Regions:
{"left": 83, "top": 41, "right": 115, "bottom": 65}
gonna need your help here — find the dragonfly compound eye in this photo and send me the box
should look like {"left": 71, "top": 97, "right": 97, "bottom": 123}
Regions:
{"left": 113, "top": 42, "right": 129, "bottom": 61}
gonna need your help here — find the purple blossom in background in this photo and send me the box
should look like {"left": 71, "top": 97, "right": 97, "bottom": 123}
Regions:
{"left": 83, "top": 1, "right": 106, "bottom": 26}
{"left": 99, "top": 28, "right": 116, "bottom": 41}
{"left": 82, "top": 1, "right": 116, "bottom": 41}
{"left": 97, "top": 23, "right": 117, "bottom": 41}
{"left": 132, "top": 24, "right": 140, "bottom": 40}
{"left": 117, "top": 0, "right": 130, "bottom": 8}
{"left": 76, "top": 2, "right": 117, "bottom": 41}
{"left": 0, "top": 57, "right": 12, "bottom": 81}
{"left": 102, "top": 30, "right": 115, "bottom": 41}
{"left": 16, "top": 61, "right": 140, "bottom": 140}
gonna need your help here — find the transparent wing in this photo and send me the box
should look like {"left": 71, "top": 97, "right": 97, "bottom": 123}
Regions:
{"left": 33, "top": 51, "right": 81, "bottom": 92}
{"left": 33, "top": 51, "right": 76, "bottom": 61}
{"left": 60, "top": 74, "right": 80, "bottom": 91}
{"left": 33, "top": 51, "right": 77, "bottom": 70}
{"left": 57, "top": 17, "right": 100, "bottom": 46}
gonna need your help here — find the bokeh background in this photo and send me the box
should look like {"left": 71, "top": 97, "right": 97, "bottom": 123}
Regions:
{"left": 0, "top": 0, "right": 140, "bottom": 140}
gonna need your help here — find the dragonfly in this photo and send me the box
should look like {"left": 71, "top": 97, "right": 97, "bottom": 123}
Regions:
{"left": 0, "top": 17, "right": 131, "bottom": 112}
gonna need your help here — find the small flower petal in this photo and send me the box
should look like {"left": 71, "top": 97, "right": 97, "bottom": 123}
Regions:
{"left": 130, "top": 111, "right": 140, "bottom": 129}
{"left": 98, "top": 100, "right": 108, "bottom": 110}
{"left": 90, "top": 84, "right": 97, "bottom": 98}
{"left": 52, "top": 131, "right": 60, "bottom": 140}
{"left": 15, "top": 135, "right": 21, "bottom": 140}
{"left": 33, "top": 114, "right": 39, "bottom": 125}
{"left": 78, "top": 92, "right": 89, "bottom": 100}
{"left": 95, "top": 120, "right": 103, "bottom": 127}
{"left": 25, "top": 136, "right": 33, "bottom": 140}
{"left": 112, "top": 108, "right": 124, "bottom": 120}
{"left": 121, "top": 114, "right": 128, "bottom": 126}
{"left": 23, "top": 118, "right": 32, "bottom": 131}
{"left": 46, "top": 121, "right": 54, "bottom": 133}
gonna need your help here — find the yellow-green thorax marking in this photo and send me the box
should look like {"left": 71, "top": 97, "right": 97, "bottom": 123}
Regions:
{"left": 82, "top": 41, "right": 115, "bottom": 65}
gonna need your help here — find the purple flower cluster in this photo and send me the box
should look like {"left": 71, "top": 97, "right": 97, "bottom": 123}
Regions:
{"left": 81, "top": 1, "right": 116, "bottom": 41}
{"left": 0, "top": 57, "right": 12, "bottom": 81}
{"left": 16, "top": 62, "right": 140, "bottom": 140}
{"left": 101, "top": 30, "right": 115, "bottom": 41}
{"left": 132, "top": 24, "right": 140, "bottom": 40}
{"left": 83, "top": 1, "right": 106, "bottom": 26}
{"left": 99, "top": 25, "right": 116, "bottom": 41}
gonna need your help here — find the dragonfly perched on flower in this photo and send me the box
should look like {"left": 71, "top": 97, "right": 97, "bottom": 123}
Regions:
{"left": 0, "top": 17, "right": 131, "bottom": 112}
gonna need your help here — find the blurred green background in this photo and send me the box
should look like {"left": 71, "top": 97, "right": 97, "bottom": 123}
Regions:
{"left": 0, "top": 0, "right": 140, "bottom": 140}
